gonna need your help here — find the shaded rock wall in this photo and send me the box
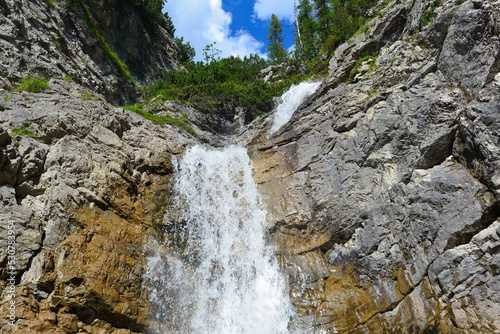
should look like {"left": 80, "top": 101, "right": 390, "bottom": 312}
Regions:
{"left": 0, "top": 0, "right": 180, "bottom": 105}
{"left": 249, "top": 0, "right": 500, "bottom": 332}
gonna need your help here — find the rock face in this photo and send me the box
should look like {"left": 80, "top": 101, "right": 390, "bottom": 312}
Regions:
{"left": 0, "top": 0, "right": 499, "bottom": 333}
{"left": 248, "top": 0, "right": 500, "bottom": 332}
{"left": 0, "top": 80, "right": 199, "bottom": 333}
{"left": 0, "top": 0, "right": 180, "bottom": 105}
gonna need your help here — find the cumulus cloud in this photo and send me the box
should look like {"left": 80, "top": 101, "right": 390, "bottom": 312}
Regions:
{"left": 252, "top": 0, "right": 295, "bottom": 22}
{"left": 164, "top": 0, "right": 264, "bottom": 61}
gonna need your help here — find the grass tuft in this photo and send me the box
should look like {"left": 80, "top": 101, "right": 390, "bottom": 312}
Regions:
{"left": 11, "top": 127, "right": 42, "bottom": 142}
{"left": 14, "top": 76, "right": 50, "bottom": 93}
{"left": 79, "top": 92, "right": 93, "bottom": 100}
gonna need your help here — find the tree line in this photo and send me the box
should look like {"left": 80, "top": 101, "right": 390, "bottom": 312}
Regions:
{"left": 267, "top": 0, "right": 377, "bottom": 67}
{"left": 125, "top": 0, "right": 379, "bottom": 123}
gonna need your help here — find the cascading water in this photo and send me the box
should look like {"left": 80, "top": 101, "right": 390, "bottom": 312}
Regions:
{"left": 269, "top": 81, "right": 322, "bottom": 134}
{"left": 146, "top": 145, "right": 293, "bottom": 334}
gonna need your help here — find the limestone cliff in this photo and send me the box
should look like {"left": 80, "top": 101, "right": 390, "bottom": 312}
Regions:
{"left": 0, "top": 0, "right": 180, "bottom": 105}
{"left": 0, "top": 1, "right": 191, "bottom": 333}
{"left": 0, "top": 0, "right": 499, "bottom": 333}
{"left": 248, "top": 0, "right": 500, "bottom": 332}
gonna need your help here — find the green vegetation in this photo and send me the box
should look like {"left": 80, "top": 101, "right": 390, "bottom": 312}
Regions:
{"left": 121, "top": 104, "right": 198, "bottom": 136}
{"left": 266, "top": 14, "right": 287, "bottom": 63}
{"left": 176, "top": 37, "right": 196, "bottom": 64}
{"left": 11, "top": 127, "right": 41, "bottom": 142}
{"left": 421, "top": 0, "right": 442, "bottom": 26}
{"left": 14, "top": 76, "right": 50, "bottom": 93}
{"left": 354, "top": 25, "right": 370, "bottom": 38}
{"left": 164, "top": 12, "right": 175, "bottom": 36}
{"left": 77, "top": 54, "right": 89, "bottom": 66}
{"left": 50, "top": 33, "right": 62, "bottom": 53}
{"left": 101, "top": 0, "right": 166, "bottom": 29}
{"left": 347, "top": 54, "right": 379, "bottom": 83}
{"left": 296, "top": 0, "right": 318, "bottom": 60}
{"left": 293, "top": 0, "right": 379, "bottom": 70}
{"left": 141, "top": 48, "right": 308, "bottom": 121}
{"left": 79, "top": 92, "right": 93, "bottom": 100}
{"left": 64, "top": 75, "right": 73, "bottom": 82}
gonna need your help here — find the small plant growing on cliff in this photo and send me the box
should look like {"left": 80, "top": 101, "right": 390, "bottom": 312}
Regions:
{"left": 79, "top": 92, "right": 93, "bottom": 100}
{"left": 421, "top": 0, "right": 442, "bottom": 26}
{"left": 51, "top": 33, "right": 62, "bottom": 53}
{"left": 14, "top": 76, "right": 50, "bottom": 93}
{"left": 11, "top": 127, "right": 41, "bottom": 142}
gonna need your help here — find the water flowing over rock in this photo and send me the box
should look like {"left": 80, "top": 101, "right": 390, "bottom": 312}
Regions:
{"left": 247, "top": 0, "right": 500, "bottom": 332}
{"left": 146, "top": 145, "right": 292, "bottom": 334}
{"left": 270, "top": 81, "right": 322, "bottom": 134}
{"left": 0, "top": 0, "right": 500, "bottom": 332}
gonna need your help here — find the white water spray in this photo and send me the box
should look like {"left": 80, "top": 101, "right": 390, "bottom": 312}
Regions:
{"left": 269, "top": 81, "right": 321, "bottom": 134}
{"left": 146, "top": 145, "right": 292, "bottom": 334}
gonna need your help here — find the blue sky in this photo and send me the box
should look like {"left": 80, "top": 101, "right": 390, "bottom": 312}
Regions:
{"left": 163, "top": 0, "right": 295, "bottom": 61}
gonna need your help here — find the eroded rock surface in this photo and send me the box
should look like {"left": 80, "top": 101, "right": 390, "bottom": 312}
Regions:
{"left": 0, "top": 80, "right": 198, "bottom": 333}
{"left": 248, "top": 0, "right": 500, "bottom": 332}
{"left": 0, "top": 0, "right": 499, "bottom": 332}
{"left": 0, "top": 0, "right": 179, "bottom": 105}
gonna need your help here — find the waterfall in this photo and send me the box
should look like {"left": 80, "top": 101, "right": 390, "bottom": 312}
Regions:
{"left": 146, "top": 145, "right": 292, "bottom": 334}
{"left": 269, "top": 81, "right": 321, "bottom": 134}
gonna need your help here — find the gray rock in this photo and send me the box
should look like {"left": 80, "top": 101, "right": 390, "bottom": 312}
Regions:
{"left": 0, "top": 0, "right": 180, "bottom": 104}
{"left": 16, "top": 136, "right": 48, "bottom": 184}
{"left": 247, "top": 0, "right": 500, "bottom": 332}
{"left": 437, "top": 1, "right": 500, "bottom": 97}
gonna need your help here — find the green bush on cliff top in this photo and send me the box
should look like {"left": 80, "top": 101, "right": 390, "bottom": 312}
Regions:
{"left": 143, "top": 51, "right": 308, "bottom": 121}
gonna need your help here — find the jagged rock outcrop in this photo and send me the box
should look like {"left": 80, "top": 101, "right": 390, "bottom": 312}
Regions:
{"left": 0, "top": 0, "right": 180, "bottom": 105}
{"left": 248, "top": 0, "right": 500, "bottom": 332}
{"left": 0, "top": 80, "right": 199, "bottom": 333}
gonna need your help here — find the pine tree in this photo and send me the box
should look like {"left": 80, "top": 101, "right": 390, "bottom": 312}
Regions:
{"left": 313, "top": 0, "right": 331, "bottom": 45}
{"left": 296, "top": 0, "right": 317, "bottom": 61}
{"left": 266, "top": 14, "right": 287, "bottom": 63}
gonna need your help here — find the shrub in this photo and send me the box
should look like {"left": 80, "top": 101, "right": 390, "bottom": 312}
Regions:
{"left": 421, "top": 0, "right": 442, "bottom": 26}
{"left": 176, "top": 37, "right": 196, "bottom": 64}
{"left": 79, "top": 92, "right": 93, "bottom": 100}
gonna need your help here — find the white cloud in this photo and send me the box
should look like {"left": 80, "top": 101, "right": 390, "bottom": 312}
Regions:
{"left": 164, "top": 0, "right": 264, "bottom": 61}
{"left": 252, "top": 0, "right": 295, "bottom": 22}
